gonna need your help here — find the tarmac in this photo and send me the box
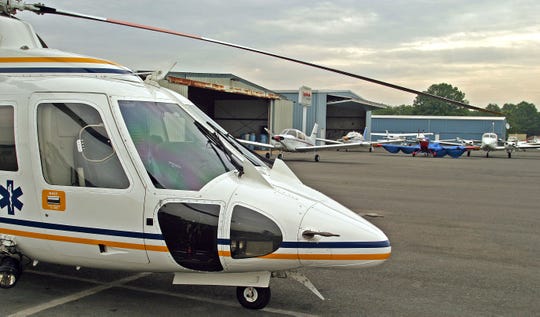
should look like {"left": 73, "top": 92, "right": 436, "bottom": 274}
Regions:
{"left": 2, "top": 149, "right": 539, "bottom": 316}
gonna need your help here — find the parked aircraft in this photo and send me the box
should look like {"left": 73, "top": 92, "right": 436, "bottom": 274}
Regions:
{"left": 377, "top": 134, "right": 479, "bottom": 158}
{"left": 238, "top": 124, "right": 375, "bottom": 161}
{"left": 0, "top": 1, "right": 393, "bottom": 310}
{"left": 371, "top": 130, "right": 433, "bottom": 143}
{"left": 480, "top": 133, "right": 540, "bottom": 158}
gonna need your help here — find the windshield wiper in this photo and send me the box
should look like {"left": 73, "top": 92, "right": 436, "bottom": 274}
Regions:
{"left": 205, "top": 121, "right": 272, "bottom": 167}
{"left": 194, "top": 121, "right": 244, "bottom": 176}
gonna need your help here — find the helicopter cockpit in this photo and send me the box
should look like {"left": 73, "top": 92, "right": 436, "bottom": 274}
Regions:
{"left": 119, "top": 100, "right": 239, "bottom": 191}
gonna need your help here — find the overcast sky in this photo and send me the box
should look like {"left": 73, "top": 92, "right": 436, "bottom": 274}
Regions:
{"left": 17, "top": 0, "right": 540, "bottom": 109}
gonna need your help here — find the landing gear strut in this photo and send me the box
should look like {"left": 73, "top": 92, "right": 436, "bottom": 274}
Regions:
{"left": 236, "top": 286, "right": 271, "bottom": 309}
{"left": 0, "top": 257, "right": 21, "bottom": 289}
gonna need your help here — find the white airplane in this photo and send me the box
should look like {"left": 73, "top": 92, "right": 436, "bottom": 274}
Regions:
{"left": 480, "top": 133, "right": 540, "bottom": 158}
{"left": 238, "top": 124, "right": 376, "bottom": 161}
{"left": 371, "top": 130, "right": 433, "bottom": 143}
{"left": 0, "top": 1, "right": 391, "bottom": 309}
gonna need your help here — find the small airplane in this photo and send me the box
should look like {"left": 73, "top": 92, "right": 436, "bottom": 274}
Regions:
{"left": 371, "top": 130, "right": 433, "bottom": 143}
{"left": 377, "top": 135, "right": 478, "bottom": 158}
{"left": 0, "top": 1, "right": 394, "bottom": 310}
{"left": 480, "top": 133, "right": 540, "bottom": 158}
{"left": 238, "top": 124, "right": 377, "bottom": 161}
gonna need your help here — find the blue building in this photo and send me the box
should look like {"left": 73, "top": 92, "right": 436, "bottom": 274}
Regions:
{"left": 275, "top": 90, "right": 385, "bottom": 140}
{"left": 371, "top": 115, "right": 507, "bottom": 141}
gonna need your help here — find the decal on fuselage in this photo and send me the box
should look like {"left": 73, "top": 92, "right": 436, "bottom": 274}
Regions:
{"left": 0, "top": 179, "right": 24, "bottom": 215}
{"left": 42, "top": 190, "right": 66, "bottom": 211}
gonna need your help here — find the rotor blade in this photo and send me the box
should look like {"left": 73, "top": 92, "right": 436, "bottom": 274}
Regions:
{"left": 31, "top": 4, "right": 501, "bottom": 115}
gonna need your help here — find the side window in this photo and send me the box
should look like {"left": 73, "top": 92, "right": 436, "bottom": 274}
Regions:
{"left": 37, "top": 103, "right": 129, "bottom": 188}
{"left": 230, "top": 205, "right": 282, "bottom": 259}
{"left": 0, "top": 106, "right": 18, "bottom": 171}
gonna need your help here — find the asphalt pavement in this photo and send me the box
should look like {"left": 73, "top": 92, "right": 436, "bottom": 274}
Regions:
{"left": 2, "top": 149, "right": 539, "bottom": 316}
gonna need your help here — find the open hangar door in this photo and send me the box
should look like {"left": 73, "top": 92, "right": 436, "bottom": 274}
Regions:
{"left": 160, "top": 73, "right": 287, "bottom": 143}
{"left": 325, "top": 97, "right": 385, "bottom": 140}
{"left": 187, "top": 87, "right": 269, "bottom": 139}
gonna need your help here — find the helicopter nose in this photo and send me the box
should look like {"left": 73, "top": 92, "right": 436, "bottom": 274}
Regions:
{"left": 297, "top": 203, "right": 390, "bottom": 269}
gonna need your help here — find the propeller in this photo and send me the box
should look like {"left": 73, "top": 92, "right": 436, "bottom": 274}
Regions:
{"left": 3, "top": 1, "right": 502, "bottom": 115}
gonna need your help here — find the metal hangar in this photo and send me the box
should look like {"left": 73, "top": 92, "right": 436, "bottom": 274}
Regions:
{"left": 160, "top": 72, "right": 293, "bottom": 142}
{"left": 275, "top": 90, "right": 386, "bottom": 140}
{"left": 371, "top": 115, "right": 508, "bottom": 141}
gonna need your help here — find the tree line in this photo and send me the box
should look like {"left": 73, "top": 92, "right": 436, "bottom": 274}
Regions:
{"left": 372, "top": 83, "right": 540, "bottom": 137}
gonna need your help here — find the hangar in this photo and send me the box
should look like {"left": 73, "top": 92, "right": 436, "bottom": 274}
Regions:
{"left": 371, "top": 115, "right": 508, "bottom": 141}
{"left": 160, "top": 72, "right": 293, "bottom": 143}
{"left": 275, "top": 90, "right": 386, "bottom": 140}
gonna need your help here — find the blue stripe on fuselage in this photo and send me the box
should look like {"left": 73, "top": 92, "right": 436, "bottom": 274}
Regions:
{"left": 0, "top": 217, "right": 163, "bottom": 240}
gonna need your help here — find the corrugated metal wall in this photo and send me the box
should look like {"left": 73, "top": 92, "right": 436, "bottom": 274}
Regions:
{"left": 372, "top": 116, "right": 507, "bottom": 140}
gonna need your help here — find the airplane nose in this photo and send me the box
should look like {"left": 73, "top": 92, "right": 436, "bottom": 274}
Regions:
{"left": 298, "top": 203, "right": 390, "bottom": 269}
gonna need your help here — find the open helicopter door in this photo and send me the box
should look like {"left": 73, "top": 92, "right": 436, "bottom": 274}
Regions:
{"left": 30, "top": 93, "right": 149, "bottom": 265}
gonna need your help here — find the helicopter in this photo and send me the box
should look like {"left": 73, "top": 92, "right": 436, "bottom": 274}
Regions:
{"left": 0, "top": 0, "right": 500, "bottom": 310}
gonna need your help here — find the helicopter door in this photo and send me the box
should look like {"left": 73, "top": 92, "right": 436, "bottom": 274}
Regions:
{"left": 31, "top": 93, "right": 148, "bottom": 264}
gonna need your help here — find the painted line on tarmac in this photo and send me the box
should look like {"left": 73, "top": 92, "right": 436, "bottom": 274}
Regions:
{"left": 15, "top": 270, "right": 319, "bottom": 317}
{"left": 8, "top": 272, "right": 151, "bottom": 317}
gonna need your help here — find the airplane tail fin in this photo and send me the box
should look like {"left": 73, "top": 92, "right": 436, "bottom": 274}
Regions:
{"left": 310, "top": 123, "right": 319, "bottom": 140}
{"left": 363, "top": 126, "right": 369, "bottom": 141}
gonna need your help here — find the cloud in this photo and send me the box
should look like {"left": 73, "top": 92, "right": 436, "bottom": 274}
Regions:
{"left": 14, "top": 0, "right": 540, "bottom": 108}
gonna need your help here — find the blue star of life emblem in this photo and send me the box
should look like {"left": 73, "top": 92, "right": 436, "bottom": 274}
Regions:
{"left": 0, "top": 180, "right": 24, "bottom": 215}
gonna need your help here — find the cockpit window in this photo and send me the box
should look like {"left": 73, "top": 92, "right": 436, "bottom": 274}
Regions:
{"left": 230, "top": 205, "right": 282, "bottom": 259}
{"left": 119, "top": 100, "right": 235, "bottom": 190}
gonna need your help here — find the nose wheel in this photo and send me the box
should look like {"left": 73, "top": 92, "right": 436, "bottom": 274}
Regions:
{"left": 236, "top": 286, "right": 271, "bottom": 309}
{"left": 0, "top": 257, "right": 21, "bottom": 289}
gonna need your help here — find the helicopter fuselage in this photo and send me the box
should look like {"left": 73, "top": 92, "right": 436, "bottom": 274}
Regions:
{"left": 0, "top": 13, "right": 390, "bottom": 305}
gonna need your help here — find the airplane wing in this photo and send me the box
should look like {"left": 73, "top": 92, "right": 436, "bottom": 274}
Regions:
{"left": 380, "top": 144, "right": 419, "bottom": 154}
{"left": 372, "top": 132, "right": 433, "bottom": 137}
{"left": 315, "top": 137, "right": 343, "bottom": 145}
{"left": 294, "top": 142, "right": 372, "bottom": 152}
{"left": 236, "top": 138, "right": 276, "bottom": 149}
{"left": 515, "top": 143, "right": 540, "bottom": 150}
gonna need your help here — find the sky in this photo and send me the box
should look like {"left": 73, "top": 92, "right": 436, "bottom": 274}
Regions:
{"left": 16, "top": 0, "right": 540, "bottom": 110}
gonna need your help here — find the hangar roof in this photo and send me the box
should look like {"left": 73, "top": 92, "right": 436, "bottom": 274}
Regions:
{"left": 165, "top": 72, "right": 282, "bottom": 99}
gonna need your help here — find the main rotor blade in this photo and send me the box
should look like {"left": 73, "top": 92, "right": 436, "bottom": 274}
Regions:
{"left": 31, "top": 4, "right": 501, "bottom": 115}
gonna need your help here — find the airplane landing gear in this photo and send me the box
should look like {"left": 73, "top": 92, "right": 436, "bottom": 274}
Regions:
{"left": 314, "top": 154, "right": 320, "bottom": 162}
{"left": 236, "top": 286, "right": 271, "bottom": 309}
{"left": 0, "top": 257, "right": 22, "bottom": 289}
{"left": 507, "top": 151, "right": 512, "bottom": 158}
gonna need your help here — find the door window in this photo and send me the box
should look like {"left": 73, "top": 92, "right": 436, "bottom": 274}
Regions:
{"left": 158, "top": 202, "right": 223, "bottom": 272}
{"left": 230, "top": 205, "right": 282, "bottom": 259}
{"left": 0, "top": 106, "right": 17, "bottom": 171}
{"left": 37, "top": 103, "right": 129, "bottom": 188}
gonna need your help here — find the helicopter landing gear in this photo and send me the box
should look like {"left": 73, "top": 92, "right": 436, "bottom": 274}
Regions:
{"left": 236, "top": 286, "right": 271, "bottom": 309}
{"left": 0, "top": 257, "right": 22, "bottom": 289}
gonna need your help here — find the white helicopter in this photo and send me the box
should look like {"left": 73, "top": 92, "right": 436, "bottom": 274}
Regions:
{"left": 0, "top": 1, "right": 392, "bottom": 309}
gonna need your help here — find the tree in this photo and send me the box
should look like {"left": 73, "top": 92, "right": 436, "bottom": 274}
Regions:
{"left": 485, "top": 103, "right": 502, "bottom": 116}
{"left": 412, "top": 83, "right": 470, "bottom": 116}
{"left": 373, "top": 104, "right": 415, "bottom": 115}
{"left": 503, "top": 101, "right": 540, "bottom": 136}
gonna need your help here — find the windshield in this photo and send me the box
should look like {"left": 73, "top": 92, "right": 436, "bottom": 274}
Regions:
{"left": 119, "top": 100, "right": 235, "bottom": 190}
{"left": 179, "top": 101, "right": 269, "bottom": 168}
